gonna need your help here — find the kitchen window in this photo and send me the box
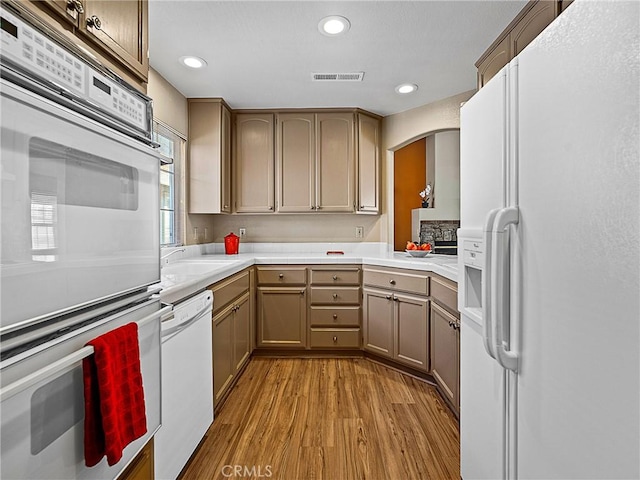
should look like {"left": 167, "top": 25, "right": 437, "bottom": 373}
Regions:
{"left": 154, "top": 122, "right": 185, "bottom": 246}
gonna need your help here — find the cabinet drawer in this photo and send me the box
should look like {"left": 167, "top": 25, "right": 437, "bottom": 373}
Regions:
{"left": 310, "top": 268, "right": 360, "bottom": 285}
{"left": 310, "top": 328, "right": 361, "bottom": 349}
{"left": 256, "top": 266, "right": 306, "bottom": 285}
{"left": 431, "top": 275, "right": 458, "bottom": 314}
{"left": 363, "top": 267, "right": 429, "bottom": 296}
{"left": 309, "top": 306, "right": 360, "bottom": 327}
{"left": 210, "top": 269, "right": 250, "bottom": 315}
{"left": 310, "top": 286, "right": 360, "bottom": 305}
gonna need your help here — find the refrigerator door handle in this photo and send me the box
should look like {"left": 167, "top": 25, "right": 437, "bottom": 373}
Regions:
{"left": 491, "top": 206, "right": 519, "bottom": 372}
{"left": 482, "top": 208, "right": 501, "bottom": 359}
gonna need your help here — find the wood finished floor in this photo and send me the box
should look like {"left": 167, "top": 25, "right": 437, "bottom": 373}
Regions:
{"left": 180, "top": 358, "right": 460, "bottom": 480}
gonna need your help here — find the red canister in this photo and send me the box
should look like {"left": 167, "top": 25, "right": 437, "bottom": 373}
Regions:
{"left": 224, "top": 232, "right": 240, "bottom": 254}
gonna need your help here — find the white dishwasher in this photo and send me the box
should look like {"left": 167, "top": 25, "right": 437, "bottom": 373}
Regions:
{"left": 155, "top": 290, "right": 213, "bottom": 480}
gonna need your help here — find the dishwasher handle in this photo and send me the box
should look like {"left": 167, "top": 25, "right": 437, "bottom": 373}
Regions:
{"left": 161, "top": 301, "right": 212, "bottom": 341}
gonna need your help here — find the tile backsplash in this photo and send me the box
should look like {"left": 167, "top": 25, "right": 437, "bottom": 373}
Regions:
{"left": 419, "top": 220, "right": 460, "bottom": 245}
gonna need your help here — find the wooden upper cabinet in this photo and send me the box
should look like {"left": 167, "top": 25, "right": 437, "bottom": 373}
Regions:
{"left": 188, "top": 99, "right": 231, "bottom": 214}
{"left": 37, "top": 0, "right": 81, "bottom": 27}
{"left": 234, "top": 113, "right": 275, "bottom": 213}
{"left": 276, "top": 111, "right": 356, "bottom": 213}
{"left": 510, "top": 0, "right": 557, "bottom": 57}
{"left": 316, "top": 112, "right": 355, "bottom": 212}
{"left": 357, "top": 113, "right": 381, "bottom": 214}
{"left": 277, "top": 113, "right": 316, "bottom": 212}
{"left": 476, "top": 0, "right": 560, "bottom": 89}
{"left": 476, "top": 35, "right": 511, "bottom": 89}
{"left": 79, "top": 0, "right": 149, "bottom": 82}
{"left": 23, "top": 0, "right": 149, "bottom": 89}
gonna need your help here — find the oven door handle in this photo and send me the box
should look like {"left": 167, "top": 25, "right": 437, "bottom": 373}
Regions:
{"left": 0, "top": 305, "right": 171, "bottom": 402}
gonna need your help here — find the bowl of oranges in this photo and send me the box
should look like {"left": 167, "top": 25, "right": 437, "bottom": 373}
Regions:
{"left": 405, "top": 241, "right": 432, "bottom": 257}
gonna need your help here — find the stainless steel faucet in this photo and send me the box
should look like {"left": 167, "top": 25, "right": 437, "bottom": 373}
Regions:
{"left": 160, "top": 248, "right": 185, "bottom": 265}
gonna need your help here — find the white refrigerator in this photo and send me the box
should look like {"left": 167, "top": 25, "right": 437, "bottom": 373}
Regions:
{"left": 457, "top": 1, "right": 639, "bottom": 479}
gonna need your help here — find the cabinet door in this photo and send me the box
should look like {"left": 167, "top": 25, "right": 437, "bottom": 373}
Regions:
{"left": 510, "top": 0, "right": 557, "bottom": 57}
{"left": 235, "top": 114, "right": 275, "bottom": 212}
{"left": 233, "top": 293, "right": 251, "bottom": 373}
{"left": 430, "top": 302, "right": 459, "bottom": 411}
{"left": 118, "top": 438, "right": 154, "bottom": 480}
{"left": 221, "top": 105, "right": 232, "bottom": 213}
{"left": 395, "top": 293, "right": 429, "bottom": 372}
{"left": 362, "top": 288, "right": 394, "bottom": 358}
{"left": 212, "top": 305, "right": 234, "bottom": 406}
{"left": 476, "top": 35, "right": 510, "bottom": 88}
{"left": 257, "top": 287, "right": 307, "bottom": 348}
{"left": 316, "top": 113, "right": 355, "bottom": 212}
{"left": 33, "top": 0, "right": 81, "bottom": 27}
{"left": 189, "top": 100, "right": 230, "bottom": 214}
{"left": 357, "top": 113, "right": 380, "bottom": 214}
{"left": 80, "top": 0, "right": 149, "bottom": 81}
{"left": 277, "top": 113, "right": 315, "bottom": 212}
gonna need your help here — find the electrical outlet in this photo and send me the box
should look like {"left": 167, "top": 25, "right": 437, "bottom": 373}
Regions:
{"left": 239, "top": 227, "right": 246, "bottom": 238}
{"left": 355, "top": 226, "right": 364, "bottom": 238}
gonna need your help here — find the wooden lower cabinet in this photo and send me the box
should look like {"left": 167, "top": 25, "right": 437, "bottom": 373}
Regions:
{"left": 117, "top": 438, "right": 153, "bottom": 480}
{"left": 308, "top": 266, "right": 362, "bottom": 349}
{"left": 209, "top": 270, "right": 252, "bottom": 408}
{"left": 430, "top": 293, "right": 460, "bottom": 413}
{"left": 363, "top": 288, "right": 429, "bottom": 372}
{"left": 396, "top": 293, "right": 429, "bottom": 371}
{"left": 212, "top": 301, "right": 234, "bottom": 406}
{"left": 233, "top": 294, "right": 251, "bottom": 371}
{"left": 257, "top": 287, "right": 307, "bottom": 348}
{"left": 362, "top": 288, "right": 394, "bottom": 357}
{"left": 309, "top": 328, "right": 360, "bottom": 348}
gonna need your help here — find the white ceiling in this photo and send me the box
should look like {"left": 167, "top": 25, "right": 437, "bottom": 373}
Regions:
{"left": 148, "top": 1, "right": 527, "bottom": 116}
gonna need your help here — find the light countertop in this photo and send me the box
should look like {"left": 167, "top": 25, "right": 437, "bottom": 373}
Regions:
{"left": 158, "top": 245, "right": 458, "bottom": 305}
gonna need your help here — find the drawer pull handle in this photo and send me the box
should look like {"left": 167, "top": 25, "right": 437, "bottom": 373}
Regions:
{"left": 389, "top": 279, "right": 396, "bottom": 285}
{"left": 385, "top": 295, "right": 392, "bottom": 300}
{"left": 332, "top": 293, "right": 338, "bottom": 300}
{"left": 332, "top": 314, "right": 338, "bottom": 320}
{"left": 300, "top": 290, "right": 305, "bottom": 295}
{"left": 278, "top": 273, "right": 284, "bottom": 279}
{"left": 333, "top": 275, "right": 338, "bottom": 280}
{"left": 393, "top": 295, "right": 399, "bottom": 302}
{"left": 333, "top": 336, "right": 338, "bottom": 343}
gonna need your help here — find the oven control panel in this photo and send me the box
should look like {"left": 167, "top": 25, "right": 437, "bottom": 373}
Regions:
{"left": 1, "top": 8, "right": 149, "bottom": 133}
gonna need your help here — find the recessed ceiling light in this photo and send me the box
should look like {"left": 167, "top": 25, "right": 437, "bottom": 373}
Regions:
{"left": 318, "top": 15, "right": 351, "bottom": 36}
{"left": 179, "top": 56, "right": 207, "bottom": 69}
{"left": 395, "top": 83, "right": 418, "bottom": 94}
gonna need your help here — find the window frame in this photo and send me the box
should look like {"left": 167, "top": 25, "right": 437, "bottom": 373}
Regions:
{"left": 153, "top": 121, "right": 186, "bottom": 247}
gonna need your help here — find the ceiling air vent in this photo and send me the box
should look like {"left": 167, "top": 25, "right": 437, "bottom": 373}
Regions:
{"left": 312, "top": 72, "right": 365, "bottom": 82}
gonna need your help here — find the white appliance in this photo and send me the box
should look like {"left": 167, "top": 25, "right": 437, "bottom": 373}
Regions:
{"left": 155, "top": 290, "right": 214, "bottom": 480}
{"left": 0, "top": 5, "right": 159, "bottom": 331}
{"left": 458, "top": 1, "right": 639, "bottom": 479}
{"left": 0, "top": 3, "right": 166, "bottom": 479}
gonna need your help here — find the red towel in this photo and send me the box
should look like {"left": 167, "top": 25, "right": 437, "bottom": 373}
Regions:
{"left": 82, "top": 322, "right": 147, "bottom": 467}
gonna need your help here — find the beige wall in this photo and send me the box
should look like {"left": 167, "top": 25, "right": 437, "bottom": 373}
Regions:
{"left": 148, "top": 68, "right": 216, "bottom": 245}
{"left": 380, "top": 89, "right": 475, "bottom": 247}
{"left": 209, "top": 214, "right": 382, "bottom": 243}
{"left": 147, "top": 68, "right": 188, "bottom": 137}
{"left": 382, "top": 90, "right": 474, "bottom": 152}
